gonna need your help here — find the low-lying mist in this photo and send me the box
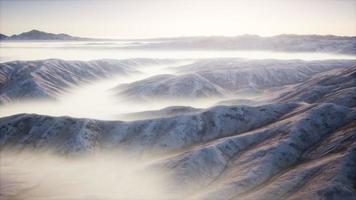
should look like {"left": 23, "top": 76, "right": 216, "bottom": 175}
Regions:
{"left": 0, "top": 61, "right": 213, "bottom": 120}
{"left": 0, "top": 60, "right": 261, "bottom": 120}
{"left": 1, "top": 41, "right": 356, "bottom": 62}
{"left": 0, "top": 150, "right": 180, "bottom": 200}
{"left": 1, "top": 46, "right": 355, "bottom": 120}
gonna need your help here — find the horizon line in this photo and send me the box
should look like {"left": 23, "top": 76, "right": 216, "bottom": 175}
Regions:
{"left": 1, "top": 29, "right": 356, "bottom": 40}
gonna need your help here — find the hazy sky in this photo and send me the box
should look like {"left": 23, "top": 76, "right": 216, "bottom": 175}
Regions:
{"left": 1, "top": 0, "right": 355, "bottom": 39}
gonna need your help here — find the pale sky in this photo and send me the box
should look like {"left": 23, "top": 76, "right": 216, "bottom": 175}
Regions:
{"left": 0, "top": 0, "right": 355, "bottom": 39}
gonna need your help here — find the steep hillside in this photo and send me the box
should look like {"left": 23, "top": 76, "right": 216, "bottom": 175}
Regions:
{"left": 156, "top": 103, "right": 355, "bottom": 199}
{"left": 276, "top": 66, "right": 356, "bottom": 107}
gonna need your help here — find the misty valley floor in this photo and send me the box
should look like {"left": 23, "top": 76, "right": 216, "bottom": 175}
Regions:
{"left": 0, "top": 45, "right": 356, "bottom": 199}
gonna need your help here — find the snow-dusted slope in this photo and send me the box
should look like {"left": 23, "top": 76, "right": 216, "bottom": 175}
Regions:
{"left": 155, "top": 103, "right": 355, "bottom": 198}
{"left": 1, "top": 63, "right": 356, "bottom": 199}
{"left": 0, "top": 58, "right": 171, "bottom": 103}
{"left": 276, "top": 65, "right": 356, "bottom": 107}
{"left": 148, "top": 66, "right": 356, "bottom": 199}
{"left": 0, "top": 103, "right": 295, "bottom": 154}
{"left": 115, "top": 59, "right": 356, "bottom": 101}
{"left": 118, "top": 106, "right": 202, "bottom": 120}
{"left": 116, "top": 73, "right": 228, "bottom": 100}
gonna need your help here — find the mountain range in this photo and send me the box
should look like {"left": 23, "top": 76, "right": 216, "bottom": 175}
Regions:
{"left": 1, "top": 64, "right": 355, "bottom": 199}
{"left": 2, "top": 58, "right": 354, "bottom": 104}
{"left": 0, "top": 58, "right": 172, "bottom": 103}
{"left": 114, "top": 59, "right": 356, "bottom": 102}
{"left": 1, "top": 30, "right": 356, "bottom": 199}
{"left": 0, "top": 29, "right": 94, "bottom": 41}
{"left": 135, "top": 34, "right": 356, "bottom": 54}
{"left": 1, "top": 30, "right": 356, "bottom": 54}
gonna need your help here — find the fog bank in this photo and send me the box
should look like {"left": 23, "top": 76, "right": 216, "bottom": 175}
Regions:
{"left": 0, "top": 150, "right": 180, "bottom": 200}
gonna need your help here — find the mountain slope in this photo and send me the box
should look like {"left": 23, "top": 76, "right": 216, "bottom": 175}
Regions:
{"left": 0, "top": 34, "right": 8, "bottom": 40}
{"left": 276, "top": 66, "right": 356, "bottom": 107}
{"left": 116, "top": 73, "right": 228, "bottom": 100}
{"left": 148, "top": 66, "right": 356, "bottom": 199}
{"left": 0, "top": 103, "right": 295, "bottom": 154}
{"left": 115, "top": 59, "right": 356, "bottom": 101}
{"left": 118, "top": 106, "right": 202, "bottom": 120}
{"left": 0, "top": 64, "right": 356, "bottom": 199}
{"left": 156, "top": 103, "right": 355, "bottom": 198}
{"left": 0, "top": 59, "right": 161, "bottom": 103}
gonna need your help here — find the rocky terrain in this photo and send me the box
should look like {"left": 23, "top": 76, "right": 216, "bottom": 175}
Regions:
{"left": 0, "top": 64, "right": 355, "bottom": 199}
{"left": 0, "top": 58, "right": 172, "bottom": 103}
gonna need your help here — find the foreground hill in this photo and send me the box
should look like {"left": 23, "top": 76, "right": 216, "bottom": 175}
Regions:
{"left": 0, "top": 65, "right": 355, "bottom": 199}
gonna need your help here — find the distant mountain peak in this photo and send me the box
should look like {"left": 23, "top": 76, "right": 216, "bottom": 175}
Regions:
{"left": 28, "top": 29, "right": 40, "bottom": 32}
{"left": 1, "top": 29, "right": 92, "bottom": 41}
{"left": 26, "top": 29, "right": 47, "bottom": 34}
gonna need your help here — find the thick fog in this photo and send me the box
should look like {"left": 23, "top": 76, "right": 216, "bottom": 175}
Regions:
{"left": 1, "top": 40, "right": 356, "bottom": 200}
{"left": 0, "top": 150, "right": 181, "bottom": 200}
{"left": 0, "top": 60, "right": 225, "bottom": 120}
{"left": 1, "top": 41, "right": 356, "bottom": 62}
{"left": 1, "top": 41, "right": 355, "bottom": 120}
